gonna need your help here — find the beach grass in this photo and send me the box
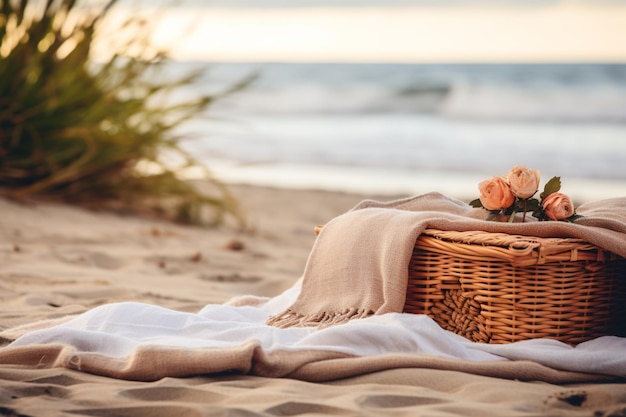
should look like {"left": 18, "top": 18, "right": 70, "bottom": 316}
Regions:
{"left": 0, "top": 0, "right": 251, "bottom": 226}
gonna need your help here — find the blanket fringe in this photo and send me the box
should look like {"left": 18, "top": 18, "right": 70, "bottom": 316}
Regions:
{"left": 266, "top": 307, "right": 374, "bottom": 328}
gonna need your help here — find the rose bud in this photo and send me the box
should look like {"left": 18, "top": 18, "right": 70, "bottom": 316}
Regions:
{"left": 508, "top": 165, "right": 540, "bottom": 199}
{"left": 542, "top": 192, "right": 575, "bottom": 220}
{"left": 478, "top": 176, "right": 515, "bottom": 210}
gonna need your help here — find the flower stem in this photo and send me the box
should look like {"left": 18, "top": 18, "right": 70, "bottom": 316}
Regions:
{"left": 522, "top": 199, "right": 527, "bottom": 222}
{"left": 508, "top": 211, "right": 516, "bottom": 223}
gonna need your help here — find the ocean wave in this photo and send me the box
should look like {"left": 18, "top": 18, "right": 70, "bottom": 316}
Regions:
{"left": 439, "top": 83, "right": 626, "bottom": 122}
{"left": 171, "top": 61, "right": 626, "bottom": 122}
{"left": 212, "top": 83, "right": 626, "bottom": 123}
{"left": 212, "top": 85, "right": 448, "bottom": 115}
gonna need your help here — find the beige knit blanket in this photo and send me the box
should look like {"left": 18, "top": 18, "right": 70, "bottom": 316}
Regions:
{"left": 267, "top": 192, "right": 626, "bottom": 328}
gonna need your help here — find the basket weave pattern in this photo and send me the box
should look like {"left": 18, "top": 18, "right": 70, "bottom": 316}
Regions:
{"left": 403, "top": 229, "right": 626, "bottom": 345}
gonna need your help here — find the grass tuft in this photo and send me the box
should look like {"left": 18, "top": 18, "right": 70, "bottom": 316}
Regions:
{"left": 0, "top": 0, "right": 250, "bottom": 226}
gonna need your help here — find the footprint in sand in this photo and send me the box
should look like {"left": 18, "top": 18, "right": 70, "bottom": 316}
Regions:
{"left": 265, "top": 401, "right": 353, "bottom": 416}
{"left": 147, "top": 254, "right": 210, "bottom": 275}
{"left": 2, "top": 383, "right": 70, "bottom": 400}
{"left": 199, "top": 273, "right": 262, "bottom": 283}
{"left": 120, "top": 386, "right": 225, "bottom": 404}
{"left": 358, "top": 394, "right": 450, "bottom": 409}
{"left": 63, "top": 405, "right": 203, "bottom": 417}
{"left": 25, "top": 373, "right": 86, "bottom": 387}
{"left": 52, "top": 249, "right": 130, "bottom": 270}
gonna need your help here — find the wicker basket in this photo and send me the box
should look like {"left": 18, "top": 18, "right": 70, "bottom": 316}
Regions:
{"left": 403, "top": 229, "right": 626, "bottom": 345}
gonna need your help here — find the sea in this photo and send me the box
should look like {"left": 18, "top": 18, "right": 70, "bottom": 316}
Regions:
{"left": 171, "top": 62, "right": 626, "bottom": 203}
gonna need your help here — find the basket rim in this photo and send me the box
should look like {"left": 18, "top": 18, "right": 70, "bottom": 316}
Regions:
{"left": 418, "top": 229, "right": 618, "bottom": 266}
{"left": 422, "top": 228, "right": 588, "bottom": 247}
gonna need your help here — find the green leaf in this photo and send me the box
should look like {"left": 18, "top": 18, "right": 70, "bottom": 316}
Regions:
{"left": 532, "top": 209, "right": 547, "bottom": 221}
{"left": 565, "top": 213, "right": 583, "bottom": 222}
{"left": 540, "top": 176, "right": 561, "bottom": 200}
{"left": 469, "top": 198, "right": 484, "bottom": 208}
{"left": 524, "top": 198, "right": 541, "bottom": 212}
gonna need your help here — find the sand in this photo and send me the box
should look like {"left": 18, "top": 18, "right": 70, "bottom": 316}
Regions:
{"left": 1, "top": 184, "right": 625, "bottom": 417}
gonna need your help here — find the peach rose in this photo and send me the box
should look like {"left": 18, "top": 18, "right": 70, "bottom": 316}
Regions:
{"left": 508, "top": 165, "right": 540, "bottom": 199}
{"left": 542, "top": 192, "right": 575, "bottom": 220}
{"left": 478, "top": 176, "right": 515, "bottom": 210}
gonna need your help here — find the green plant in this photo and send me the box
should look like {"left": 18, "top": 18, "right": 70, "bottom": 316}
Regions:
{"left": 0, "top": 0, "right": 249, "bottom": 226}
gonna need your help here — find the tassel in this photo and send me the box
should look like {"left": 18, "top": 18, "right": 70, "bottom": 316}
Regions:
{"left": 267, "top": 308, "right": 375, "bottom": 329}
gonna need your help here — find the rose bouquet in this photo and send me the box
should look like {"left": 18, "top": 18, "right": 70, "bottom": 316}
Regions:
{"left": 470, "top": 165, "right": 581, "bottom": 222}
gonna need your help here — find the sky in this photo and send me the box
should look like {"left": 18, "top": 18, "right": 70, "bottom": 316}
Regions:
{"left": 107, "top": 0, "right": 626, "bottom": 63}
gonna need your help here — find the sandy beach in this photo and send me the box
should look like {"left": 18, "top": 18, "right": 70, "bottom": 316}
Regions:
{"left": 1, "top": 184, "right": 625, "bottom": 417}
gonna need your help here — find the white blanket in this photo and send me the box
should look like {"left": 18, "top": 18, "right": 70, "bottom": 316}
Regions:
{"left": 3, "top": 278, "right": 625, "bottom": 382}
